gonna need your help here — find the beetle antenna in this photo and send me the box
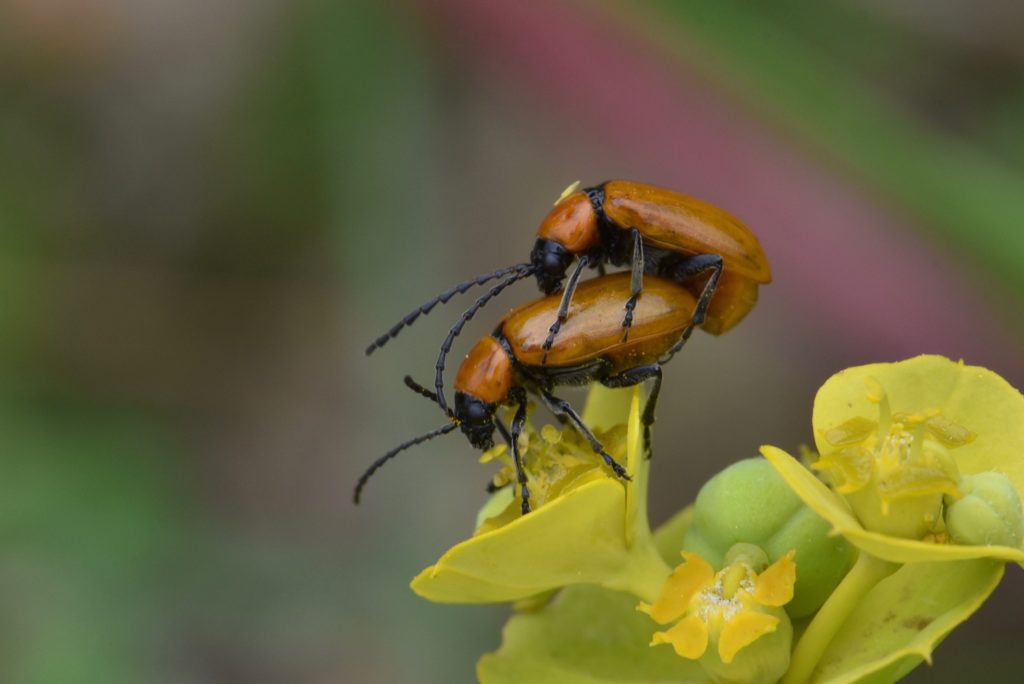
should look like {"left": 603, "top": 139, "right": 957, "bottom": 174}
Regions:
{"left": 404, "top": 375, "right": 439, "bottom": 402}
{"left": 403, "top": 375, "right": 456, "bottom": 419}
{"left": 434, "top": 265, "right": 535, "bottom": 413}
{"left": 354, "top": 422, "right": 459, "bottom": 504}
{"left": 365, "top": 263, "right": 532, "bottom": 356}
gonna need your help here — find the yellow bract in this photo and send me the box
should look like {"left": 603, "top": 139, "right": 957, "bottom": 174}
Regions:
{"left": 412, "top": 386, "right": 673, "bottom": 604}
{"left": 762, "top": 355, "right": 1024, "bottom": 565}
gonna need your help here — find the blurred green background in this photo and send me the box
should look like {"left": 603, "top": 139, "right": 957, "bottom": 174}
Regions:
{"left": 1, "top": 0, "right": 1022, "bottom": 682}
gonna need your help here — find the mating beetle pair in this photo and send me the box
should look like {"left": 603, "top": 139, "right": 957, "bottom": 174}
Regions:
{"left": 356, "top": 180, "right": 771, "bottom": 513}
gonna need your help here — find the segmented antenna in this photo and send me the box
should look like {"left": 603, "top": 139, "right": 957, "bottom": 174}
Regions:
{"left": 405, "top": 374, "right": 516, "bottom": 448}
{"left": 434, "top": 265, "right": 534, "bottom": 413}
{"left": 403, "top": 375, "right": 448, "bottom": 412}
{"left": 353, "top": 422, "right": 459, "bottom": 504}
{"left": 365, "top": 264, "right": 531, "bottom": 355}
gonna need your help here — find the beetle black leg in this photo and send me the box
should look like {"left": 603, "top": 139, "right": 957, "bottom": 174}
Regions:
{"left": 673, "top": 253, "right": 723, "bottom": 327}
{"left": 509, "top": 392, "right": 532, "bottom": 514}
{"left": 658, "top": 253, "right": 724, "bottom": 364}
{"left": 659, "top": 324, "right": 697, "bottom": 366}
{"left": 483, "top": 406, "right": 522, "bottom": 497}
{"left": 484, "top": 421, "right": 514, "bottom": 494}
{"left": 495, "top": 416, "right": 513, "bottom": 447}
{"left": 541, "top": 390, "right": 631, "bottom": 481}
{"left": 601, "top": 364, "right": 662, "bottom": 458}
{"left": 541, "top": 255, "right": 590, "bottom": 364}
{"left": 620, "top": 227, "right": 645, "bottom": 342}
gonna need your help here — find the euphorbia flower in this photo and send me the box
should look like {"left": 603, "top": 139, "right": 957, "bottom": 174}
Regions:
{"left": 761, "top": 355, "right": 1024, "bottom": 564}
{"left": 474, "top": 419, "right": 626, "bottom": 534}
{"left": 411, "top": 386, "right": 671, "bottom": 603}
{"left": 478, "top": 505, "right": 707, "bottom": 684}
{"left": 639, "top": 548, "right": 796, "bottom": 684}
{"left": 761, "top": 356, "right": 1023, "bottom": 683}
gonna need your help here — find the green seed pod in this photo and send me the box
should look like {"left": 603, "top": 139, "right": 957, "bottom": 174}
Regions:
{"left": 946, "top": 471, "right": 1024, "bottom": 548}
{"left": 683, "top": 458, "right": 856, "bottom": 617}
{"left": 699, "top": 612, "right": 792, "bottom": 684}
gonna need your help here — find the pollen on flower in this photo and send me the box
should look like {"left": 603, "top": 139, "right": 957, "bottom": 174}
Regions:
{"left": 814, "top": 377, "right": 974, "bottom": 535}
{"left": 475, "top": 416, "right": 628, "bottom": 532}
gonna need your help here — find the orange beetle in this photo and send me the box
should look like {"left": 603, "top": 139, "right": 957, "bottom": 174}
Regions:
{"left": 355, "top": 273, "right": 698, "bottom": 514}
{"left": 530, "top": 180, "right": 770, "bottom": 357}
{"left": 366, "top": 180, "right": 769, "bottom": 365}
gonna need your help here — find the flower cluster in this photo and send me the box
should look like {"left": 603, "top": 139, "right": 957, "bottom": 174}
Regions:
{"left": 409, "top": 356, "right": 1024, "bottom": 683}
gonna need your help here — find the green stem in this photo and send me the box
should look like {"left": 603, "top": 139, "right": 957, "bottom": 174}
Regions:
{"left": 626, "top": 434, "right": 652, "bottom": 548}
{"left": 586, "top": 385, "right": 668, "bottom": 601}
{"left": 602, "top": 539, "right": 672, "bottom": 603}
{"left": 782, "top": 553, "right": 898, "bottom": 684}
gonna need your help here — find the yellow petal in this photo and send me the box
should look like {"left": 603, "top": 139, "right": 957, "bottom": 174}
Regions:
{"left": 642, "top": 552, "right": 714, "bottom": 624}
{"left": 718, "top": 611, "right": 779, "bottom": 664}
{"left": 753, "top": 550, "right": 796, "bottom": 607}
{"left": 651, "top": 614, "right": 709, "bottom": 660}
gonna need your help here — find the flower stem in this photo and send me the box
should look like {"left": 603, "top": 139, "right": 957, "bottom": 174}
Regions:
{"left": 602, "top": 539, "right": 672, "bottom": 603}
{"left": 782, "top": 552, "right": 897, "bottom": 684}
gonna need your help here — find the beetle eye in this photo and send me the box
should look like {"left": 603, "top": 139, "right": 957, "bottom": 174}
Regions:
{"left": 467, "top": 400, "right": 490, "bottom": 423}
{"left": 455, "top": 392, "right": 496, "bottom": 429}
{"left": 531, "top": 239, "right": 573, "bottom": 294}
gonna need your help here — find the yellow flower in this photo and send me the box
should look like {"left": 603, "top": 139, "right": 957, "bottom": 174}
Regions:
{"left": 761, "top": 355, "right": 1024, "bottom": 564}
{"left": 475, "top": 420, "right": 625, "bottom": 534}
{"left": 812, "top": 375, "right": 971, "bottom": 539}
{"left": 412, "top": 386, "right": 670, "bottom": 603}
{"left": 639, "top": 548, "right": 795, "bottom": 682}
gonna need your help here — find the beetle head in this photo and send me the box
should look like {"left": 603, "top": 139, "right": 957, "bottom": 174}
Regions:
{"left": 530, "top": 238, "right": 573, "bottom": 294}
{"left": 454, "top": 391, "right": 496, "bottom": 449}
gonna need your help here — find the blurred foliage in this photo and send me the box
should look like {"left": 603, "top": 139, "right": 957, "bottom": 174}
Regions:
{"left": 645, "top": 0, "right": 1024, "bottom": 293}
{"left": 0, "top": 0, "right": 1020, "bottom": 682}
{"left": 0, "top": 404, "right": 181, "bottom": 683}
